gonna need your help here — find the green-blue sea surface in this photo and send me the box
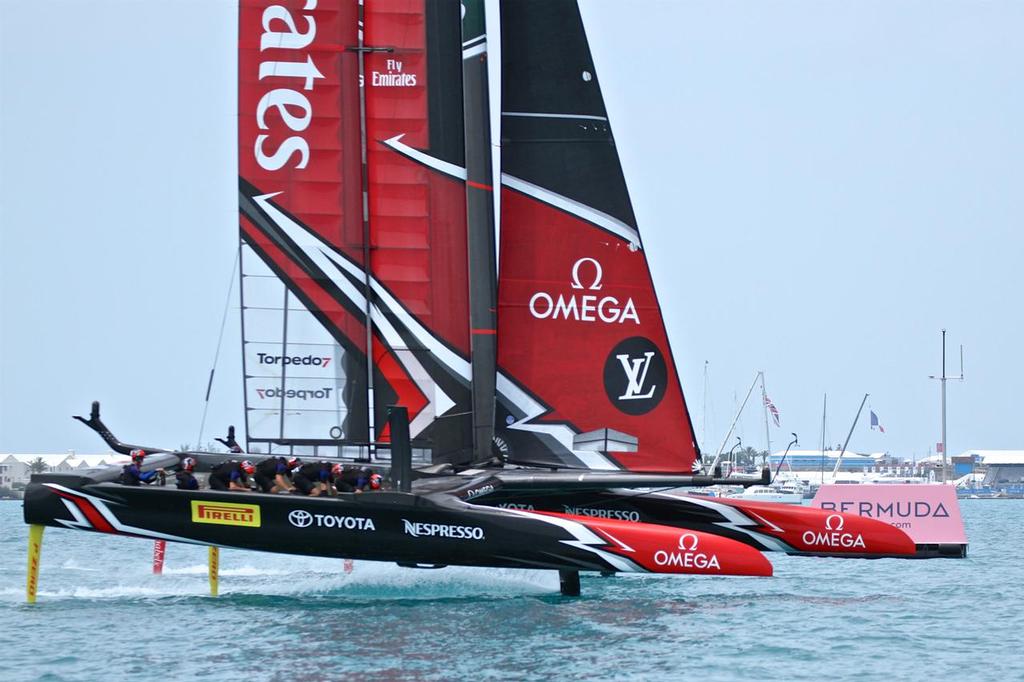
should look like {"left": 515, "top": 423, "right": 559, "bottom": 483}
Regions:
{"left": 0, "top": 499, "right": 1019, "bottom": 681}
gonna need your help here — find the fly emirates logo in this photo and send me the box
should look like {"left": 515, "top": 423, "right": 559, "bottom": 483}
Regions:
{"left": 529, "top": 258, "right": 640, "bottom": 325}
{"left": 253, "top": 1, "right": 325, "bottom": 171}
{"left": 802, "top": 514, "right": 866, "bottom": 549}
{"left": 653, "top": 533, "right": 721, "bottom": 571}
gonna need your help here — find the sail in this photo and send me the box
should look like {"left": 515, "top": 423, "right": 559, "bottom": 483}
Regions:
{"left": 494, "top": 0, "right": 700, "bottom": 473}
{"left": 362, "top": 0, "right": 474, "bottom": 462}
{"left": 238, "top": 0, "right": 369, "bottom": 454}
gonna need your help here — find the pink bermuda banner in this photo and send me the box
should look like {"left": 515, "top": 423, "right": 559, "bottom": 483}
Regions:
{"left": 811, "top": 484, "right": 967, "bottom": 545}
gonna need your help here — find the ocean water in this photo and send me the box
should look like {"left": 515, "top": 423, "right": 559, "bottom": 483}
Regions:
{"left": 0, "top": 499, "right": 1019, "bottom": 681}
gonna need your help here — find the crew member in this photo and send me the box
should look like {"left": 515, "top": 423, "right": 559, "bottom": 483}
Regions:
{"left": 332, "top": 465, "right": 383, "bottom": 493}
{"left": 175, "top": 456, "right": 199, "bottom": 491}
{"left": 292, "top": 460, "right": 331, "bottom": 496}
{"left": 255, "top": 456, "right": 300, "bottom": 494}
{"left": 119, "top": 449, "right": 163, "bottom": 486}
{"left": 208, "top": 460, "right": 255, "bottom": 492}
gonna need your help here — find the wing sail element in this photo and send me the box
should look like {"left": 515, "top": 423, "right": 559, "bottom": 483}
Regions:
{"left": 239, "top": 0, "right": 369, "bottom": 453}
{"left": 494, "top": 1, "right": 700, "bottom": 473}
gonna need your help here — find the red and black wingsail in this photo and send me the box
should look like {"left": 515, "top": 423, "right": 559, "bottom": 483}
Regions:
{"left": 493, "top": 0, "right": 700, "bottom": 473}
{"left": 362, "top": 0, "right": 475, "bottom": 461}
{"left": 238, "top": 0, "right": 475, "bottom": 458}
{"left": 238, "top": 0, "right": 369, "bottom": 450}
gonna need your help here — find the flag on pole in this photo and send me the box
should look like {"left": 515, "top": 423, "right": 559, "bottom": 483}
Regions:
{"left": 870, "top": 410, "right": 886, "bottom": 433}
{"left": 763, "top": 395, "right": 780, "bottom": 426}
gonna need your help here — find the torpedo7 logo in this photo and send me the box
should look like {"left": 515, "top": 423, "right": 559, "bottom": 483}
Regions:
{"left": 257, "top": 353, "right": 331, "bottom": 368}
{"left": 603, "top": 337, "right": 667, "bottom": 415}
{"left": 255, "top": 387, "right": 333, "bottom": 400}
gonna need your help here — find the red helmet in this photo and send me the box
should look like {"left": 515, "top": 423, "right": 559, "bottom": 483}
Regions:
{"left": 369, "top": 473, "right": 383, "bottom": 490}
{"left": 240, "top": 460, "right": 255, "bottom": 475}
{"left": 287, "top": 457, "right": 301, "bottom": 470}
{"left": 181, "top": 457, "right": 196, "bottom": 473}
{"left": 331, "top": 463, "right": 343, "bottom": 477}
{"left": 130, "top": 449, "right": 146, "bottom": 464}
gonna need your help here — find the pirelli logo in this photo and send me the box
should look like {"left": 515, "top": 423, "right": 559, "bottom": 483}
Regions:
{"left": 190, "top": 500, "right": 261, "bottom": 528}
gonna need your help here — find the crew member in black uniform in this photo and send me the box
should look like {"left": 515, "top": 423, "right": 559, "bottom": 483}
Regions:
{"left": 118, "top": 449, "right": 164, "bottom": 486}
{"left": 208, "top": 460, "right": 255, "bottom": 491}
{"left": 175, "top": 456, "right": 199, "bottom": 491}
{"left": 254, "top": 456, "right": 300, "bottom": 494}
{"left": 332, "top": 465, "right": 384, "bottom": 493}
{"left": 292, "top": 461, "right": 331, "bottom": 496}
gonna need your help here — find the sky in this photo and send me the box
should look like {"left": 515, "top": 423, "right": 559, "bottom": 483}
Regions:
{"left": 1, "top": 0, "right": 1022, "bottom": 459}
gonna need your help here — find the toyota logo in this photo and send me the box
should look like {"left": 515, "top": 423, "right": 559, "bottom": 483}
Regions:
{"left": 289, "top": 510, "right": 313, "bottom": 528}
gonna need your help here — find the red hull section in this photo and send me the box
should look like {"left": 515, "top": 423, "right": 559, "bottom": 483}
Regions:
{"left": 546, "top": 512, "right": 773, "bottom": 577}
{"left": 713, "top": 497, "right": 917, "bottom": 556}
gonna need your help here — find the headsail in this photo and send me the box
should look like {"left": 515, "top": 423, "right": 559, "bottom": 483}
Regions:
{"left": 493, "top": 0, "right": 700, "bottom": 473}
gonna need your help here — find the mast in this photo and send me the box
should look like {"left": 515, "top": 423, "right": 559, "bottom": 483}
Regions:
{"left": 701, "top": 361, "right": 709, "bottom": 454}
{"left": 929, "top": 329, "right": 965, "bottom": 483}
{"left": 707, "top": 372, "right": 759, "bottom": 474}
{"left": 819, "top": 393, "right": 827, "bottom": 485}
{"left": 356, "top": 0, "right": 376, "bottom": 455}
{"left": 461, "top": 0, "right": 498, "bottom": 463}
{"left": 831, "top": 393, "right": 869, "bottom": 478}
{"left": 760, "top": 371, "right": 772, "bottom": 459}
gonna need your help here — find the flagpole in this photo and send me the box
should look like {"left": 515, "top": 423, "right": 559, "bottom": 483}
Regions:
{"left": 760, "top": 371, "right": 772, "bottom": 465}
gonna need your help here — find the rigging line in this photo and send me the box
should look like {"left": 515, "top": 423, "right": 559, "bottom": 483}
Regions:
{"left": 196, "top": 249, "right": 241, "bottom": 449}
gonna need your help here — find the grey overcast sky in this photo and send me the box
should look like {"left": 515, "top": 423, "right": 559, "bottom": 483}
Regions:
{"left": 1, "top": 1, "right": 1022, "bottom": 459}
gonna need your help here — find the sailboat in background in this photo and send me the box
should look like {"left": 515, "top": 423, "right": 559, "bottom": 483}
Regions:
{"left": 24, "top": 0, "right": 933, "bottom": 603}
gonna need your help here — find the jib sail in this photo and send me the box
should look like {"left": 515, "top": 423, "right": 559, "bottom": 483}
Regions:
{"left": 493, "top": 0, "right": 700, "bottom": 472}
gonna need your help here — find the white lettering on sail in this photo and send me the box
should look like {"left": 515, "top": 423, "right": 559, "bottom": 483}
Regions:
{"left": 616, "top": 352, "right": 656, "bottom": 400}
{"left": 528, "top": 258, "right": 639, "bottom": 325}
{"left": 254, "top": 3, "right": 324, "bottom": 172}
{"left": 370, "top": 58, "right": 418, "bottom": 87}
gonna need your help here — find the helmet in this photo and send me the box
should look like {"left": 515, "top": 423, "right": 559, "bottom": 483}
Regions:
{"left": 287, "top": 457, "right": 301, "bottom": 470}
{"left": 181, "top": 457, "right": 196, "bottom": 473}
{"left": 130, "top": 449, "right": 146, "bottom": 464}
{"left": 240, "top": 460, "right": 255, "bottom": 475}
{"left": 369, "top": 473, "right": 383, "bottom": 490}
{"left": 331, "top": 463, "right": 343, "bottom": 477}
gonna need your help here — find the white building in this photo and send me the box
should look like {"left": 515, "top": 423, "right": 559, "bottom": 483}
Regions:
{"left": 0, "top": 453, "right": 128, "bottom": 489}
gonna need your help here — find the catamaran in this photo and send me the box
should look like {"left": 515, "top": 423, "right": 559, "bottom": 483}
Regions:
{"left": 24, "top": 0, "right": 920, "bottom": 600}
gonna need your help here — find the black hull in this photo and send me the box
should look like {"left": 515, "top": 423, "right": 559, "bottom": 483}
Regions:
{"left": 23, "top": 475, "right": 773, "bottom": 577}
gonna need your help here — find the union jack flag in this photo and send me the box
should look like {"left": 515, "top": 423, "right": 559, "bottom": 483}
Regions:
{"left": 763, "top": 395, "right": 780, "bottom": 426}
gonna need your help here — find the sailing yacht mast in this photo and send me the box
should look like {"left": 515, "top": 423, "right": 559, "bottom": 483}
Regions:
{"left": 760, "top": 371, "right": 772, "bottom": 459}
{"left": 461, "top": 0, "right": 498, "bottom": 463}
